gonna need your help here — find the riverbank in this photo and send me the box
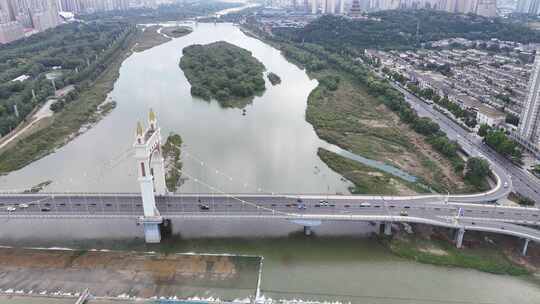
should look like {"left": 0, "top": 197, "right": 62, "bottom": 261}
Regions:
{"left": 0, "top": 227, "right": 538, "bottom": 303}
{"left": 0, "top": 247, "right": 261, "bottom": 301}
{"left": 305, "top": 66, "right": 467, "bottom": 194}
{"left": 0, "top": 28, "right": 137, "bottom": 174}
{"left": 383, "top": 224, "right": 539, "bottom": 276}
{"left": 242, "top": 24, "right": 486, "bottom": 195}
{"left": 132, "top": 25, "right": 171, "bottom": 53}
{"left": 133, "top": 25, "right": 192, "bottom": 53}
{"left": 0, "top": 23, "right": 192, "bottom": 175}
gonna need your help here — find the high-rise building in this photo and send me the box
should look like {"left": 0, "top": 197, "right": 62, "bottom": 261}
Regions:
{"left": 519, "top": 52, "right": 540, "bottom": 151}
{"left": 530, "top": 0, "right": 540, "bottom": 14}
{"left": 0, "top": 0, "right": 16, "bottom": 22}
{"left": 349, "top": 0, "right": 362, "bottom": 15}
{"left": 516, "top": 0, "right": 530, "bottom": 13}
{"left": 0, "top": 20, "right": 23, "bottom": 44}
{"left": 476, "top": 0, "right": 497, "bottom": 17}
{"left": 58, "top": 0, "right": 82, "bottom": 13}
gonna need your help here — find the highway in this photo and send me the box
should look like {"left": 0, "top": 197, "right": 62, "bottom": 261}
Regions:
{"left": 0, "top": 193, "right": 538, "bottom": 225}
{"left": 0, "top": 193, "right": 539, "bottom": 242}
{"left": 389, "top": 81, "right": 540, "bottom": 203}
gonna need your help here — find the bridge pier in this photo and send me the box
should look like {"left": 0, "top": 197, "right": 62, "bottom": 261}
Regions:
{"left": 290, "top": 219, "right": 321, "bottom": 236}
{"left": 383, "top": 222, "right": 392, "bottom": 236}
{"left": 455, "top": 227, "right": 465, "bottom": 249}
{"left": 522, "top": 238, "right": 530, "bottom": 256}
{"left": 139, "top": 216, "right": 163, "bottom": 243}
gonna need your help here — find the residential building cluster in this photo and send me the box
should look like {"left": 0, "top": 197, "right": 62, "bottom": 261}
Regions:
{"left": 366, "top": 39, "right": 538, "bottom": 130}
{"left": 56, "top": 0, "right": 167, "bottom": 14}
{"left": 0, "top": 0, "right": 62, "bottom": 44}
{"left": 361, "top": 0, "right": 497, "bottom": 17}
{"left": 267, "top": 0, "right": 499, "bottom": 17}
{"left": 0, "top": 0, "right": 174, "bottom": 44}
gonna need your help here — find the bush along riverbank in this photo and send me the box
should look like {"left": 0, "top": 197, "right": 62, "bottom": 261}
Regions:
{"left": 267, "top": 72, "right": 281, "bottom": 85}
{"left": 162, "top": 133, "right": 183, "bottom": 192}
{"left": 180, "top": 41, "right": 266, "bottom": 108}
{"left": 382, "top": 224, "right": 535, "bottom": 276}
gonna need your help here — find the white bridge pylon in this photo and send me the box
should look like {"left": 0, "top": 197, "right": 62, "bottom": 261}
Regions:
{"left": 134, "top": 109, "right": 167, "bottom": 243}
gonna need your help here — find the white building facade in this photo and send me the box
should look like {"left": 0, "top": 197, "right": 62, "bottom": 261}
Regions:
{"left": 519, "top": 52, "right": 540, "bottom": 151}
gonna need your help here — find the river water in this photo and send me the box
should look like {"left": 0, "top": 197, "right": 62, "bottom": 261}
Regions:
{"left": 0, "top": 22, "right": 353, "bottom": 194}
{"left": 0, "top": 18, "right": 538, "bottom": 304}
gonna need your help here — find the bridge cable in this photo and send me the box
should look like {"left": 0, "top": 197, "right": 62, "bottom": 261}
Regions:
{"left": 173, "top": 144, "right": 279, "bottom": 195}
{"left": 171, "top": 165, "right": 290, "bottom": 216}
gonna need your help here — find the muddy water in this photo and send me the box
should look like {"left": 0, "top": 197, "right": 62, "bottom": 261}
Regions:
{"left": 0, "top": 12, "right": 538, "bottom": 304}
{"left": 0, "top": 218, "right": 538, "bottom": 304}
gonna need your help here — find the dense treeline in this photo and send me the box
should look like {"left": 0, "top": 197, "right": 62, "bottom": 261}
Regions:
{"left": 0, "top": 21, "right": 133, "bottom": 137}
{"left": 180, "top": 41, "right": 266, "bottom": 105}
{"left": 404, "top": 83, "right": 477, "bottom": 128}
{"left": 275, "top": 11, "right": 540, "bottom": 51}
{"left": 80, "top": 0, "right": 241, "bottom": 23}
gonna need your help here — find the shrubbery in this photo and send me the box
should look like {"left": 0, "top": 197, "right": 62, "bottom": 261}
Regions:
{"left": 180, "top": 41, "right": 266, "bottom": 104}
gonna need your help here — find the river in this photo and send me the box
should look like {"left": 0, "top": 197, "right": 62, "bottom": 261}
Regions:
{"left": 0, "top": 16, "right": 538, "bottom": 304}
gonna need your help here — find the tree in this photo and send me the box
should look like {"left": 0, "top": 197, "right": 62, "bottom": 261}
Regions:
{"left": 420, "top": 88, "right": 434, "bottom": 100}
{"left": 465, "top": 157, "right": 490, "bottom": 186}
{"left": 478, "top": 124, "right": 490, "bottom": 137}
{"left": 532, "top": 164, "right": 540, "bottom": 176}
{"left": 484, "top": 129, "right": 522, "bottom": 162}
{"left": 413, "top": 117, "right": 440, "bottom": 136}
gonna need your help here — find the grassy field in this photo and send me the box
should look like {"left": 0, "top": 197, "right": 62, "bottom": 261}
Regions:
{"left": 306, "top": 69, "right": 468, "bottom": 194}
{"left": 0, "top": 28, "right": 155, "bottom": 174}
{"left": 161, "top": 26, "right": 193, "bottom": 38}
{"left": 386, "top": 233, "right": 530, "bottom": 276}
{"left": 132, "top": 25, "right": 171, "bottom": 53}
{"left": 318, "top": 148, "right": 424, "bottom": 194}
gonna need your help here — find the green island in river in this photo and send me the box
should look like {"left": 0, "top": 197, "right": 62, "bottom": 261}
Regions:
{"left": 179, "top": 41, "right": 266, "bottom": 108}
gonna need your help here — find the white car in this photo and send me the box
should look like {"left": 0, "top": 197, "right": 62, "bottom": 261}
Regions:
{"left": 6, "top": 206, "right": 16, "bottom": 212}
{"left": 503, "top": 182, "right": 508, "bottom": 188}
{"left": 18, "top": 203, "right": 29, "bottom": 208}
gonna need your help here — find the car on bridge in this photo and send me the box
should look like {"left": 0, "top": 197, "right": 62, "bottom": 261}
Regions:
{"left": 317, "top": 200, "right": 329, "bottom": 207}
{"left": 198, "top": 204, "right": 210, "bottom": 211}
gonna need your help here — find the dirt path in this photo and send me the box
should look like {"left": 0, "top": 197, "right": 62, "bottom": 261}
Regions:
{"left": 0, "top": 99, "right": 56, "bottom": 151}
